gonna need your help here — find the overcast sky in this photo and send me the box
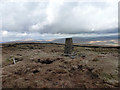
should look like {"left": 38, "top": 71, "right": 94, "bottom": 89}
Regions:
{"left": 0, "top": 0, "right": 119, "bottom": 42}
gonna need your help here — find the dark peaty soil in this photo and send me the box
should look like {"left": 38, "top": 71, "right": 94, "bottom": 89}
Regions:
{"left": 2, "top": 43, "right": 119, "bottom": 88}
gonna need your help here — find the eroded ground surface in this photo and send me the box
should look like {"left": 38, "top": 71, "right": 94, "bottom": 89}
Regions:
{"left": 1, "top": 43, "right": 119, "bottom": 88}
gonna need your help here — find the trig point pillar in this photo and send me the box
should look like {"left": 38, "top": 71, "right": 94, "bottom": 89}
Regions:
{"left": 64, "top": 38, "right": 73, "bottom": 54}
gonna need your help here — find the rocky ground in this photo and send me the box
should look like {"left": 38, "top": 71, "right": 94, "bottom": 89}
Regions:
{"left": 1, "top": 43, "right": 119, "bottom": 88}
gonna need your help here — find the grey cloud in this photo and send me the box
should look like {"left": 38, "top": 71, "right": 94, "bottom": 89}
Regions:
{"left": 1, "top": 0, "right": 118, "bottom": 41}
{"left": 2, "top": 2, "right": 48, "bottom": 32}
{"left": 29, "top": 1, "right": 117, "bottom": 34}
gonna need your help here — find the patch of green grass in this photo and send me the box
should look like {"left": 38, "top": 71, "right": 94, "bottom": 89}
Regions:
{"left": 6, "top": 58, "right": 13, "bottom": 63}
{"left": 6, "top": 58, "right": 10, "bottom": 62}
{"left": 6, "top": 56, "right": 14, "bottom": 63}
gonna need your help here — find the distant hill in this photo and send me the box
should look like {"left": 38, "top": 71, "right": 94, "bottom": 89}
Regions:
{"left": 52, "top": 35, "right": 118, "bottom": 46}
{"left": 1, "top": 39, "right": 50, "bottom": 44}
{"left": 1, "top": 35, "right": 118, "bottom": 46}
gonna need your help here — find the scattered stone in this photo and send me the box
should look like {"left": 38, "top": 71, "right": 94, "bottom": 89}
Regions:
{"left": 34, "top": 53, "right": 38, "bottom": 55}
